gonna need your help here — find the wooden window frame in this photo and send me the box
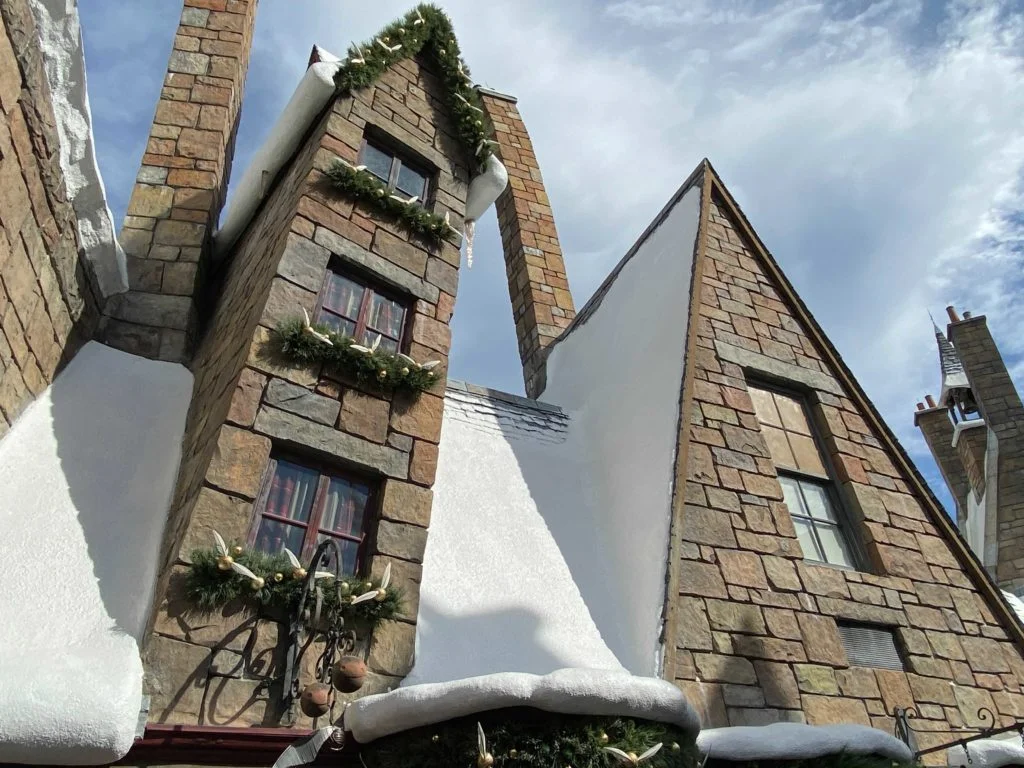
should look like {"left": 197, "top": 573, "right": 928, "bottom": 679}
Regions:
{"left": 314, "top": 263, "right": 412, "bottom": 353}
{"left": 358, "top": 136, "right": 431, "bottom": 201}
{"left": 747, "top": 378, "right": 869, "bottom": 571}
{"left": 247, "top": 451, "right": 377, "bottom": 574}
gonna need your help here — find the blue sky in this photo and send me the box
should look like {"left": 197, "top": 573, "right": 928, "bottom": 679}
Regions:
{"left": 77, "top": 0, "right": 1024, "bottom": 514}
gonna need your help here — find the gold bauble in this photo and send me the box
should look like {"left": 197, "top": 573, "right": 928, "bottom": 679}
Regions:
{"left": 217, "top": 555, "right": 233, "bottom": 570}
{"left": 475, "top": 120, "right": 482, "bottom": 127}
{"left": 478, "top": 753, "right": 494, "bottom": 768}
{"left": 626, "top": 754, "right": 637, "bottom": 763}
{"left": 375, "top": 188, "right": 385, "bottom": 197}
{"left": 401, "top": 367, "right": 410, "bottom": 375}
{"left": 364, "top": 581, "right": 374, "bottom": 590}
{"left": 597, "top": 732, "right": 609, "bottom": 744}
{"left": 274, "top": 572, "right": 284, "bottom": 582}
{"left": 340, "top": 581, "right": 351, "bottom": 595}
{"left": 231, "top": 545, "right": 244, "bottom": 556}
{"left": 508, "top": 750, "right": 518, "bottom": 759}
{"left": 378, "top": 369, "right": 387, "bottom": 379}
{"left": 383, "top": 36, "right": 389, "bottom": 42}
{"left": 251, "top": 577, "right": 265, "bottom": 590}
{"left": 293, "top": 567, "right": 307, "bottom": 580}
{"left": 375, "top": 588, "right": 387, "bottom": 601}
{"left": 439, "top": 48, "right": 446, "bottom": 55}
{"left": 399, "top": 27, "right": 406, "bottom": 34}
{"left": 670, "top": 743, "right": 680, "bottom": 753}
{"left": 432, "top": 735, "right": 440, "bottom": 743}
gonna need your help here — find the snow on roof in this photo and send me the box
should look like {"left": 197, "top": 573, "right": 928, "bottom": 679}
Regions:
{"left": 29, "top": 0, "right": 127, "bottom": 297}
{"left": 408, "top": 178, "right": 703, "bottom": 686}
{"left": 698, "top": 723, "right": 913, "bottom": 763}
{"left": 948, "top": 737, "right": 1024, "bottom": 768}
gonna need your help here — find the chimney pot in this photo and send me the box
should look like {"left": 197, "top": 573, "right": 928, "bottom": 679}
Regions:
{"left": 925, "top": 394, "right": 937, "bottom": 408}
{"left": 946, "top": 305, "right": 961, "bottom": 323}
{"left": 963, "top": 311, "right": 973, "bottom": 319}
{"left": 916, "top": 402, "right": 925, "bottom": 411}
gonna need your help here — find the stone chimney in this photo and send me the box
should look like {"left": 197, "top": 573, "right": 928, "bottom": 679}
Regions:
{"left": 101, "top": 0, "right": 258, "bottom": 363}
{"left": 476, "top": 88, "right": 574, "bottom": 399}
{"left": 914, "top": 401, "right": 970, "bottom": 528}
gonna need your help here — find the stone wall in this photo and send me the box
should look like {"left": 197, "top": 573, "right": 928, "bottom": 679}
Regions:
{"left": 102, "top": 0, "right": 258, "bottom": 363}
{"left": 478, "top": 89, "right": 574, "bottom": 399}
{"left": 145, "top": 53, "right": 468, "bottom": 727}
{"left": 0, "top": 0, "right": 102, "bottom": 433}
{"left": 914, "top": 407, "right": 969, "bottom": 529}
{"left": 665, "top": 179, "right": 1024, "bottom": 764}
{"left": 947, "top": 316, "right": 1024, "bottom": 595}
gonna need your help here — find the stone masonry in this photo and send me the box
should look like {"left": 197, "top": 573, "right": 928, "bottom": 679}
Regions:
{"left": 0, "top": 0, "right": 102, "bottom": 435}
{"left": 948, "top": 316, "right": 1024, "bottom": 594}
{"left": 914, "top": 406, "right": 970, "bottom": 529}
{"left": 145, "top": 52, "right": 469, "bottom": 728}
{"left": 102, "top": 0, "right": 258, "bottom": 364}
{"left": 478, "top": 89, "right": 574, "bottom": 399}
{"left": 665, "top": 168, "right": 1024, "bottom": 764}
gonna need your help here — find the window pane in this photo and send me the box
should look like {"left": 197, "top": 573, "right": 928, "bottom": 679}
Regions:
{"left": 322, "top": 273, "right": 364, "bottom": 320}
{"left": 816, "top": 522, "right": 855, "bottom": 567}
{"left": 774, "top": 392, "right": 811, "bottom": 435}
{"left": 319, "top": 311, "right": 356, "bottom": 338}
{"left": 368, "top": 293, "right": 405, "bottom": 341}
{"left": 315, "top": 533, "right": 361, "bottom": 576}
{"left": 762, "top": 425, "right": 796, "bottom": 471}
{"left": 749, "top": 386, "right": 781, "bottom": 427}
{"left": 254, "top": 517, "right": 306, "bottom": 558}
{"left": 779, "top": 475, "right": 806, "bottom": 518}
{"left": 800, "top": 480, "right": 838, "bottom": 522}
{"left": 264, "top": 461, "right": 319, "bottom": 523}
{"left": 362, "top": 143, "right": 393, "bottom": 183}
{"left": 396, "top": 163, "right": 427, "bottom": 198}
{"left": 793, "top": 518, "right": 822, "bottom": 561}
{"left": 320, "top": 476, "right": 370, "bottom": 539}
{"left": 789, "top": 433, "right": 827, "bottom": 476}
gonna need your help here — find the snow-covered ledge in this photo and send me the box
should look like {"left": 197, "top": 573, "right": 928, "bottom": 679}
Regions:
{"left": 0, "top": 343, "right": 192, "bottom": 764}
{"left": 29, "top": 0, "right": 127, "bottom": 297}
{"left": 698, "top": 723, "right": 912, "bottom": 763}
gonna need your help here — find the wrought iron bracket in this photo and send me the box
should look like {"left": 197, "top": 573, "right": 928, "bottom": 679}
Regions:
{"left": 893, "top": 705, "right": 1024, "bottom": 763}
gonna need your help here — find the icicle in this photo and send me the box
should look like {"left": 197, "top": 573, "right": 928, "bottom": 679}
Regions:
{"left": 464, "top": 219, "right": 476, "bottom": 268}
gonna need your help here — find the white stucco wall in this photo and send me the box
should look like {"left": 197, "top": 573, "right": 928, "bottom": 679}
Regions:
{"left": 28, "top": 0, "right": 127, "bottom": 297}
{"left": 0, "top": 343, "right": 192, "bottom": 764}
{"left": 541, "top": 185, "right": 701, "bottom": 674}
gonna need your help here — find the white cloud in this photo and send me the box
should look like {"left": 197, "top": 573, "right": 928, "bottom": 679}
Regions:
{"left": 79, "top": 0, "right": 1024, "bottom": 509}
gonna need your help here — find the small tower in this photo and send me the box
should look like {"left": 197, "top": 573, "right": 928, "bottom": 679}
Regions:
{"left": 915, "top": 306, "right": 1024, "bottom": 593}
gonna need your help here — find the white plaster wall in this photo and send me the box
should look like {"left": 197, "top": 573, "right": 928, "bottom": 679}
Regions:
{"left": 28, "top": 0, "right": 127, "bottom": 297}
{"left": 405, "top": 392, "right": 624, "bottom": 686}
{"left": 539, "top": 185, "right": 701, "bottom": 675}
{"left": 0, "top": 342, "right": 193, "bottom": 764}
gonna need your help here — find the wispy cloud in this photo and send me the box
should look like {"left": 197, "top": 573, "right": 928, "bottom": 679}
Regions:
{"left": 79, "top": 0, "right": 1024, "bottom": 511}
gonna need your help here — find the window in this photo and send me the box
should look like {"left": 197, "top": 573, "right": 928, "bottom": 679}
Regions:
{"left": 316, "top": 268, "right": 409, "bottom": 354}
{"left": 249, "top": 455, "right": 374, "bottom": 575}
{"left": 359, "top": 138, "right": 430, "bottom": 201}
{"left": 748, "top": 383, "right": 858, "bottom": 569}
{"left": 837, "top": 622, "right": 905, "bottom": 670}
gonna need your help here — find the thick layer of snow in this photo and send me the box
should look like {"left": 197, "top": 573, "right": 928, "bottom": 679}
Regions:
{"left": 347, "top": 668, "right": 700, "bottom": 743}
{"left": 1002, "top": 590, "right": 1024, "bottom": 626}
{"left": 28, "top": 0, "right": 127, "bottom": 297}
{"left": 0, "top": 342, "right": 193, "bottom": 764}
{"left": 404, "top": 388, "right": 623, "bottom": 685}
{"left": 697, "top": 723, "right": 913, "bottom": 763}
{"left": 948, "top": 737, "right": 1024, "bottom": 768}
{"left": 214, "top": 60, "right": 340, "bottom": 254}
{"left": 540, "top": 184, "right": 702, "bottom": 674}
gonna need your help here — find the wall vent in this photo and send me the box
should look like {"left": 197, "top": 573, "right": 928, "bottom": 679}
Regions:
{"left": 838, "top": 622, "right": 905, "bottom": 670}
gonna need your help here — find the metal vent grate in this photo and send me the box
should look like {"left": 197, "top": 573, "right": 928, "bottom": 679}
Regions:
{"left": 838, "top": 623, "right": 905, "bottom": 670}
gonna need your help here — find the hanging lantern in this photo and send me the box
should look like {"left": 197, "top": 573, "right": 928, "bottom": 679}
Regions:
{"left": 300, "top": 682, "right": 332, "bottom": 718}
{"left": 331, "top": 655, "right": 367, "bottom": 693}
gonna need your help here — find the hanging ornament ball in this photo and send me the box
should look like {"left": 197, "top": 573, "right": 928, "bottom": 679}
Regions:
{"left": 439, "top": 47, "right": 446, "bottom": 55}
{"left": 401, "top": 366, "right": 410, "bottom": 376}
{"left": 670, "top": 743, "right": 681, "bottom": 753}
{"left": 427, "top": 371, "right": 435, "bottom": 378}
{"left": 217, "top": 555, "right": 234, "bottom": 570}
{"left": 331, "top": 655, "right": 368, "bottom": 693}
{"left": 475, "top": 120, "right": 482, "bottom": 127}
{"left": 598, "top": 732, "right": 609, "bottom": 745}
{"left": 509, "top": 750, "right": 518, "bottom": 759}
{"left": 399, "top": 27, "right": 406, "bottom": 34}
{"left": 300, "top": 682, "right": 332, "bottom": 718}
{"left": 231, "top": 545, "right": 244, "bottom": 556}
{"left": 274, "top": 572, "right": 284, "bottom": 582}
{"left": 432, "top": 735, "right": 440, "bottom": 744}
{"left": 626, "top": 754, "right": 638, "bottom": 763}
{"left": 377, "top": 369, "right": 387, "bottom": 380}
{"left": 383, "top": 36, "right": 389, "bottom": 43}
{"left": 478, "top": 753, "right": 495, "bottom": 768}
{"left": 364, "top": 581, "right": 374, "bottom": 590}
{"left": 375, "top": 587, "right": 388, "bottom": 601}
{"left": 250, "top": 577, "right": 265, "bottom": 590}
{"left": 292, "top": 567, "right": 307, "bottom": 581}
{"left": 339, "top": 581, "right": 351, "bottom": 595}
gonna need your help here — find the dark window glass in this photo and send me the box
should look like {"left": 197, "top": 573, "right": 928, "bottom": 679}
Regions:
{"left": 358, "top": 138, "right": 430, "bottom": 201}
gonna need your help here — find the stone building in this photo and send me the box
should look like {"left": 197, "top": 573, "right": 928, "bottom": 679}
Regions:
{"left": 3, "top": 1, "right": 1024, "bottom": 766}
{"left": 915, "top": 309, "right": 1024, "bottom": 597}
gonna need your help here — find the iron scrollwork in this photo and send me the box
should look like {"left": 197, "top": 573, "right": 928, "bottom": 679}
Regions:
{"left": 894, "top": 704, "right": 1024, "bottom": 763}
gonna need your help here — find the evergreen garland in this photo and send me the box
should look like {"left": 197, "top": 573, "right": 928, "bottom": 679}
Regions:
{"left": 359, "top": 708, "right": 698, "bottom": 768}
{"left": 324, "top": 163, "right": 454, "bottom": 246}
{"left": 184, "top": 548, "right": 401, "bottom": 628}
{"left": 274, "top": 317, "right": 440, "bottom": 395}
{"left": 334, "top": 4, "right": 494, "bottom": 171}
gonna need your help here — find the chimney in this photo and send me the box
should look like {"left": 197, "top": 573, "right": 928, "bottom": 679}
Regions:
{"left": 476, "top": 87, "right": 575, "bottom": 399}
{"left": 101, "top": 0, "right": 258, "bottom": 363}
{"left": 914, "top": 400, "right": 970, "bottom": 529}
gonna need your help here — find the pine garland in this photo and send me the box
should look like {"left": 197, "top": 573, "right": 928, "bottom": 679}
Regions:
{"left": 184, "top": 548, "right": 401, "bottom": 628}
{"left": 274, "top": 317, "right": 439, "bottom": 395}
{"left": 335, "top": 4, "right": 493, "bottom": 171}
{"left": 359, "top": 708, "right": 698, "bottom": 768}
{"left": 324, "top": 163, "right": 453, "bottom": 246}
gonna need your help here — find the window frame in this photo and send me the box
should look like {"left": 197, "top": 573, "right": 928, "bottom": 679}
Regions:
{"left": 247, "top": 451, "right": 377, "bottom": 574}
{"left": 314, "top": 263, "right": 412, "bottom": 353}
{"left": 358, "top": 136, "right": 431, "bottom": 201}
{"left": 747, "top": 378, "right": 868, "bottom": 571}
